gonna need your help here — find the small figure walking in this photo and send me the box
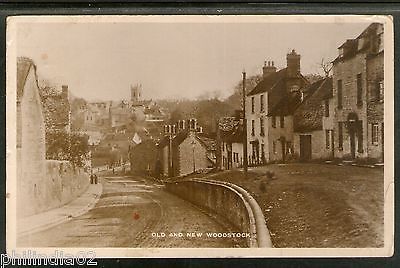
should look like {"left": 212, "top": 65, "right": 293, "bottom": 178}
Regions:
{"left": 90, "top": 173, "right": 95, "bottom": 184}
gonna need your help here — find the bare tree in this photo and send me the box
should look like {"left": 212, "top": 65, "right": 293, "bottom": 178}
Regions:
{"left": 320, "top": 58, "right": 333, "bottom": 77}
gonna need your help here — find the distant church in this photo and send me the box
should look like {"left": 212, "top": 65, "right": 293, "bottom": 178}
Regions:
{"left": 130, "top": 83, "right": 143, "bottom": 104}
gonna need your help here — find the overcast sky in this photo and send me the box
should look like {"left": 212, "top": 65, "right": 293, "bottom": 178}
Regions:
{"left": 16, "top": 18, "right": 371, "bottom": 101}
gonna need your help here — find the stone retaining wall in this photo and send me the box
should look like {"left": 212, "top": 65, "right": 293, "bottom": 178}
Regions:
{"left": 165, "top": 178, "right": 272, "bottom": 248}
{"left": 18, "top": 160, "right": 90, "bottom": 218}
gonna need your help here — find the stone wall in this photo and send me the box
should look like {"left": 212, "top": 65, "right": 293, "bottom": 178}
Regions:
{"left": 165, "top": 179, "right": 272, "bottom": 247}
{"left": 333, "top": 53, "right": 368, "bottom": 159}
{"left": 366, "top": 52, "right": 384, "bottom": 161}
{"left": 293, "top": 130, "right": 333, "bottom": 160}
{"left": 17, "top": 64, "right": 47, "bottom": 218}
{"left": 18, "top": 160, "right": 89, "bottom": 218}
{"left": 178, "top": 133, "right": 209, "bottom": 176}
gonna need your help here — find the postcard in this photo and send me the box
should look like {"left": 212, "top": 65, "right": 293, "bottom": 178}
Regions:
{"left": 5, "top": 15, "right": 394, "bottom": 258}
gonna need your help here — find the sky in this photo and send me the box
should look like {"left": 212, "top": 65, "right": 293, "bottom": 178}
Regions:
{"left": 15, "top": 17, "right": 372, "bottom": 101}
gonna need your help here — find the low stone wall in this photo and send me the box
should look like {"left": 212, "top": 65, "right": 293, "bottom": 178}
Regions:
{"left": 18, "top": 160, "right": 90, "bottom": 218}
{"left": 165, "top": 178, "right": 272, "bottom": 248}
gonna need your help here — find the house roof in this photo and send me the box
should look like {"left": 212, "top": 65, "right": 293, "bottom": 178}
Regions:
{"left": 17, "top": 57, "right": 37, "bottom": 102}
{"left": 218, "top": 117, "right": 244, "bottom": 143}
{"left": 247, "top": 67, "right": 309, "bottom": 116}
{"left": 158, "top": 130, "right": 216, "bottom": 152}
{"left": 247, "top": 68, "right": 287, "bottom": 96}
{"left": 197, "top": 135, "right": 216, "bottom": 151}
{"left": 293, "top": 77, "right": 333, "bottom": 133}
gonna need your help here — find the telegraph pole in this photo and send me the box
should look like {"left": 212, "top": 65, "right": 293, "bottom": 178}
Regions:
{"left": 242, "top": 71, "right": 248, "bottom": 173}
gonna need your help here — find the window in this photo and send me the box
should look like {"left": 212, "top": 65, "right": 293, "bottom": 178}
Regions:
{"left": 378, "top": 33, "right": 384, "bottom": 53}
{"left": 337, "top": 80, "right": 343, "bottom": 109}
{"left": 261, "top": 144, "right": 265, "bottom": 159}
{"left": 324, "top": 100, "right": 330, "bottom": 117}
{"left": 273, "top": 141, "right": 277, "bottom": 154}
{"left": 280, "top": 116, "right": 285, "bottom": 128}
{"left": 357, "top": 73, "right": 362, "bottom": 106}
{"left": 260, "top": 94, "right": 265, "bottom": 112}
{"left": 251, "top": 120, "right": 255, "bottom": 136}
{"left": 338, "top": 122, "right": 343, "bottom": 149}
{"left": 326, "top": 130, "right": 331, "bottom": 149}
{"left": 372, "top": 124, "right": 379, "bottom": 145}
{"left": 377, "top": 80, "right": 384, "bottom": 101}
{"left": 272, "top": 116, "right": 276, "bottom": 128}
{"left": 358, "top": 121, "right": 363, "bottom": 153}
{"left": 260, "top": 118, "right": 265, "bottom": 136}
{"left": 251, "top": 97, "right": 255, "bottom": 113}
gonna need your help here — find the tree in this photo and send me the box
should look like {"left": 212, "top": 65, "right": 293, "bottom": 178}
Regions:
{"left": 224, "top": 74, "right": 263, "bottom": 109}
{"left": 320, "top": 58, "right": 333, "bottom": 77}
{"left": 69, "top": 132, "right": 89, "bottom": 167}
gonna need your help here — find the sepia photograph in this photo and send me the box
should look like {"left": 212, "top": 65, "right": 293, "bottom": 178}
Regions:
{"left": 6, "top": 15, "right": 394, "bottom": 258}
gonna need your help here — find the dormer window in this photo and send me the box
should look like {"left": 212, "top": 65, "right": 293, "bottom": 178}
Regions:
{"left": 290, "top": 85, "right": 299, "bottom": 93}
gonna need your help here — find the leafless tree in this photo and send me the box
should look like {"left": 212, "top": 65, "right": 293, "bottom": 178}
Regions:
{"left": 320, "top": 58, "right": 333, "bottom": 77}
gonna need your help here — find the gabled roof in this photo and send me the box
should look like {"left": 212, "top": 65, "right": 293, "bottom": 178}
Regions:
{"left": 293, "top": 77, "right": 333, "bottom": 133}
{"left": 17, "top": 57, "right": 37, "bottom": 102}
{"left": 247, "top": 68, "right": 287, "bottom": 96}
{"left": 197, "top": 135, "right": 216, "bottom": 151}
{"left": 158, "top": 130, "right": 216, "bottom": 152}
{"left": 218, "top": 116, "right": 244, "bottom": 143}
{"left": 247, "top": 67, "right": 308, "bottom": 116}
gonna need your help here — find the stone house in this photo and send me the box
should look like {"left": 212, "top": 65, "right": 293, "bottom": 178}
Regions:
{"left": 332, "top": 23, "right": 384, "bottom": 162}
{"left": 246, "top": 50, "right": 309, "bottom": 164}
{"left": 218, "top": 116, "right": 244, "bottom": 170}
{"left": 17, "top": 57, "right": 47, "bottom": 217}
{"left": 158, "top": 119, "right": 216, "bottom": 177}
{"left": 293, "top": 77, "right": 334, "bottom": 161}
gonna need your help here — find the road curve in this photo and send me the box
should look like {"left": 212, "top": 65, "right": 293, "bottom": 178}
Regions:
{"left": 18, "top": 174, "right": 244, "bottom": 248}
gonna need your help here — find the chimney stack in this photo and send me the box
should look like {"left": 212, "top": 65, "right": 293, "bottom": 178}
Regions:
{"left": 286, "top": 49, "right": 301, "bottom": 78}
{"left": 262, "top": 60, "right": 277, "bottom": 78}
{"left": 61, "top": 85, "right": 69, "bottom": 99}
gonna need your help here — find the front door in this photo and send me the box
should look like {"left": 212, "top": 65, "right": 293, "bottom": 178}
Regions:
{"left": 349, "top": 122, "right": 356, "bottom": 159}
{"left": 300, "top": 135, "right": 312, "bottom": 161}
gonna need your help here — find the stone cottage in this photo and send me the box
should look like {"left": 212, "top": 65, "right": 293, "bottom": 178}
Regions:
{"left": 293, "top": 77, "right": 334, "bottom": 161}
{"left": 246, "top": 50, "right": 309, "bottom": 164}
{"left": 332, "top": 23, "right": 384, "bottom": 162}
{"left": 218, "top": 116, "right": 244, "bottom": 170}
{"left": 158, "top": 119, "right": 216, "bottom": 177}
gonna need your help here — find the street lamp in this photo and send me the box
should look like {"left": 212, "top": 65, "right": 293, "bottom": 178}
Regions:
{"left": 242, "top": 70, "right": 248, "bottom": 173}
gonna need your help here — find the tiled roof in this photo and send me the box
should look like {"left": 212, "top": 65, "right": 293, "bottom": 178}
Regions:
{"left": 218, "top": 117, "right": 244, "bottom": 143}
{"left": 247, "top": 67, "right": 308, "bottom": 116}
{"left": 247, "top": 68, "right": 287, "bottom": 96}
{"left": 293, "top": 77, "right": 333, "bottom": 132}
{"left": 197, "top": 135, "right": 216, "bottom": 151}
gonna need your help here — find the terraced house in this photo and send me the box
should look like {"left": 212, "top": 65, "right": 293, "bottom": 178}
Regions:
{"left": 246, "top": 50, "right": 309, "bottom": 164}
{"left": 332, "top": 23, "right": 384, "bottom": 162}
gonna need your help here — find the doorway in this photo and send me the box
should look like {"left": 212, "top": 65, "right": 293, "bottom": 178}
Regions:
{"left": 300, "top": 134, "right": 312, "bottom": 161}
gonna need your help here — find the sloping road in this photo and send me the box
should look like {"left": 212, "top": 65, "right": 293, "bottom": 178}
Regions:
{"left": 19, "top": 174, "right": 243, "bottom": 248}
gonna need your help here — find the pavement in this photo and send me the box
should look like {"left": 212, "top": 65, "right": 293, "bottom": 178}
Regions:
{"left": 17, "top": 183, "right": 103, "bottom": 238}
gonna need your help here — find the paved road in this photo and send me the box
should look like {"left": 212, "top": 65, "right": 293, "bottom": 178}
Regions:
{"left": 19, "top": 174, "right": 242, "bottom": 248}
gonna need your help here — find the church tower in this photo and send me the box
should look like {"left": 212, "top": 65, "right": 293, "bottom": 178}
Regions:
{"left": 131, "top": 84, "right": 142, "bottom": 103}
